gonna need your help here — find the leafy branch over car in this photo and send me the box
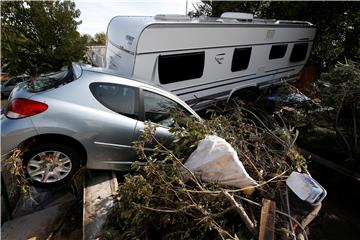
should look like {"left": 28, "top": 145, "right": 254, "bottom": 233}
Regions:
{"left": 1, "top": 1, "right": 87, "bottom": 76}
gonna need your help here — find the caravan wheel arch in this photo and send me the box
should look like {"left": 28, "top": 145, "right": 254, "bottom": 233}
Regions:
{"left": 227, "top": 85, "right": 260, "bottom": 103}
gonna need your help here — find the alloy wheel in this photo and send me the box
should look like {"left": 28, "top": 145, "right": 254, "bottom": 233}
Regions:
{"left": 27, "top": 150, "right": 72, "bottom": 183}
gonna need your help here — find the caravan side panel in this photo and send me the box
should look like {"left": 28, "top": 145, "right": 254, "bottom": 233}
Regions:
{"left": 105, "top": 17, "right": 153, "bottom": 77}
{"left": 132, "top": 24, "right": 315, "bottom": 109}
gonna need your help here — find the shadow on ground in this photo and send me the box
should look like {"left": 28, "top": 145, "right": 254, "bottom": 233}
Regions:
{"left": 309, "top": 161, "right": 360, "bottom": 240}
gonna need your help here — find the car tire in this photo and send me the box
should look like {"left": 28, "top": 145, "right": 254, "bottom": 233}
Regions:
{"left": 1, "top": 92, "right": 7, "bottom": 100}
{"left": 22, "top": 143, "right": 81, "bottom": 188}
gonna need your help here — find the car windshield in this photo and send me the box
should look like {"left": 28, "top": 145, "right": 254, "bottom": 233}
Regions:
{"left": 27, "top": 63, "right": 82, "bottom": 92}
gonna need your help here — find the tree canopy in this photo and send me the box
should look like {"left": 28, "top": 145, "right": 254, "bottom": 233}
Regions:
{"left": 1, "top": 0, "right": 87, "bottom": 76}
{"left": 94, "top": 32, "right": 106, "bottom": 45}
{"left": 191, "top": 1, "right": 360, "bottom": 70}
{"left": 83, "top": 32, "right": 107, "bottom": 46}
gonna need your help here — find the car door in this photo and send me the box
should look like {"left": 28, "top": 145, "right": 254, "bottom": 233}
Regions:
{"left": 87, "top": 82, "right": 140, "bottom": 170}
{"left": 133, "top": 87, "right": 198, "bottom": 153}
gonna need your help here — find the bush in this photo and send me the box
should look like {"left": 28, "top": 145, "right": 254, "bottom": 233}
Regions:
{"left": 318, "top": 61, "right": 360, "bottom": 164}
{"left": 103, "top": 106, "right": 309, "bottom": 240}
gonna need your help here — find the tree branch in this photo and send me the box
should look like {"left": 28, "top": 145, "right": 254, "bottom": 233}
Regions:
{"left": 222, "top": 191, "right": 257, "bottom": 236}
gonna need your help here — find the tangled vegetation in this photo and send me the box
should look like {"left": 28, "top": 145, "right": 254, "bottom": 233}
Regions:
{"left": 2, "top": 149, "right": 30, "bottom": 197}
{"left": 103, "top": 105, "right": 311, "bottom": 240}
{"left": 290, "top": 61, "right": 360, "bottom": 168}
{"left": 317, "top": 62, "right": 360, "bottom": 163}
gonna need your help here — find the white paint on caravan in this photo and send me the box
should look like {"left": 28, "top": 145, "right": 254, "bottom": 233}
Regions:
{"left": 105, "top": 13, "right": 316, "bottom": 110}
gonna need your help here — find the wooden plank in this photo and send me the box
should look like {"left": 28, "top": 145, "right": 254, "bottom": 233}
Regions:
{"left": 83, "top": 171, "right": 118, "bottom": 240}
{"left": 259, "top": 199, "right": 276, "bottom": 240}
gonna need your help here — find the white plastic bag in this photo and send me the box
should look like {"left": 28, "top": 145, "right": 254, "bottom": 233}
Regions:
{"left": 184, "top": 135, "right": 257, "bottom": 188}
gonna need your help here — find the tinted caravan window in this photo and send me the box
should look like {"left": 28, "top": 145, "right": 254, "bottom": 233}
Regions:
{"left": 231, "top": 47, "right": 252, "bottom": 72}
{"left": 158, "top": 52, "right": 205, "bottom": 84}
{"left": 269, "top": 44, "right": 288, "bottom": 59}
{"left": 290, "top": 43, "right": 309, "bottom": 62}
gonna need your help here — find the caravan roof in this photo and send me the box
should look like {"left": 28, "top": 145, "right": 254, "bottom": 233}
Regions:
{"left": 106, "top": 13, "right": 315, "bottom": 56}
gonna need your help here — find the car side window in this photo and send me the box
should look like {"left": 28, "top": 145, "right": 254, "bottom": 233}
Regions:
{"left": 90, "top": 83, "right": 138, "bottom": 119}
{"left": 143, "top": 90, "right": 192, "bottom": 127}
{"left": 6, "top": 77, "right": 22, "bottom": 87}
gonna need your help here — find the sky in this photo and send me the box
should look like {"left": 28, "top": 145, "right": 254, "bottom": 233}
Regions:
{"left": 76, "top": 0, "right": 201, "bottom": 36}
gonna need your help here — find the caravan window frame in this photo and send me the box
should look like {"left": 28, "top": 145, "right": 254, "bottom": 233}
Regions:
{"left": 231, "top": 47, "right": 252, "bottom": 72}
{"left": 158, "top": 51, "right": 205, "bottom": 84}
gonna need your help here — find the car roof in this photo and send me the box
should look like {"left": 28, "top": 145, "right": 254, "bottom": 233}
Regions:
{"left": 82, "top": 66, "right": 127, "bottom": 78}
{"left": 83, "top": 67, "right": 168, "bottom": 91}
{"left": 82, "top": 67, "right": 179, "bottom": 100}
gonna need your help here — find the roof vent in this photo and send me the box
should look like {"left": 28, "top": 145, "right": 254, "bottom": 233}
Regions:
{"left": 154, "top": 14, "right": 191, "bottom": 21}
{"left": 221, "top": 12, "right": 254, "bottom": 21}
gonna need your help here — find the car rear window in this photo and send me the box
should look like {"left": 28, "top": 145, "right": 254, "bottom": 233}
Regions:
{"left": 27, "top": 64, "right": 82, "bottom": 92}
{"left": 27, "top": 69, "right": 72, "bottom": 92}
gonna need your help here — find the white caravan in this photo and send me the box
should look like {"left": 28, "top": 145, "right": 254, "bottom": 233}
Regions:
{"left": 105, "top": 13, "right": 316, "bottom": 110}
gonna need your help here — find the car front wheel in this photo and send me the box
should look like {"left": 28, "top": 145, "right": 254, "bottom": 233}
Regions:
{"left": 23, "top": 143, "right": 81, "bottom": 188}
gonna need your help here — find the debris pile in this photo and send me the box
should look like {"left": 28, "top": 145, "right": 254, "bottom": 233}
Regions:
{"left": 104, "top": 105, "right": 323, "bottom": 240}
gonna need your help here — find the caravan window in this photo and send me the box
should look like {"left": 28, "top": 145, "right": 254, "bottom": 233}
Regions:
{"left": 231, "top": 47, "right": 252, "bottom": 72}
{"left": 269, "top": 44, "right": 288, "bottom": 59}
{"left": 290, "top": 43, "right": 308, "bottom": 62}
{"left": 158, "top": 52, "right": 205, "bottom": 84}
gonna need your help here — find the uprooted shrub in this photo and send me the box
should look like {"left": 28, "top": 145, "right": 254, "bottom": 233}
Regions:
{"left": 283, "top": 62, "right": 360, "bottom": 167}
{"left": 2, "top": 149, "right": 30, "bottom": 197}
{"left": 102, "top": 105, "right": 311, "bottom": 240}
{"left": 317, "top": 61, "right": 360, "bottom": 164}
{"left": 250, "top": 66, "right": 359, "bottom": 168}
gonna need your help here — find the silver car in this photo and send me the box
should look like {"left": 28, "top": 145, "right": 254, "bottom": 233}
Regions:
{"left": 1, "top": 63, "right": 200, "bottom": 187}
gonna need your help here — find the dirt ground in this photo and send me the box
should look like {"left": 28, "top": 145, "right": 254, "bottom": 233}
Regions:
{"left": 308, "top": 161, "right": 360, "bottom": 240}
